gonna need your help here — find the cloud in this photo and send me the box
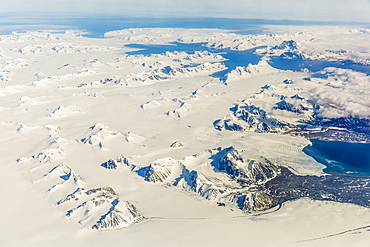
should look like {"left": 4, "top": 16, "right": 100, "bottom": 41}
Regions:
{"left": 312, "top": 68, "right": 370, "bottom": 118}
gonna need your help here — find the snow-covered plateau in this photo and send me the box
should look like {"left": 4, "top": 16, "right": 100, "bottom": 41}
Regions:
{"left": 1, "top": 25, "right": 370, "bottom": 247}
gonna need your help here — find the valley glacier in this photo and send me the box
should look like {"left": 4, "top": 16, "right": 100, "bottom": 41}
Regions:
{"left": 1, "top": 25, "right": 370, "bottom": 246}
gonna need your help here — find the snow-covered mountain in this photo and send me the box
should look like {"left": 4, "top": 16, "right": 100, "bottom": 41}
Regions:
{"left": 2, "top": 25, "right": 370, "bottom": 246}
{"left": 134, "top": 147, "right": 282, "bottom": 212}
{"left": 214, "top": 70, "right": 370, "bottom": 142}
{"left": 17, "top": 141, "right": 143, "bottom": 230}
{"left": 220, "top": 60, "right": 282, "bottom": 84}
{"left": 101, "top": 154, "right": 137, "bottom": 170}
{"left": 100, "top": 146, "right": 370, "bottom": 213}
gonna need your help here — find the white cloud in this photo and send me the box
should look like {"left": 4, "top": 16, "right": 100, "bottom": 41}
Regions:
{"left": 312, "top": 68, "right": 370, "bottom": 118}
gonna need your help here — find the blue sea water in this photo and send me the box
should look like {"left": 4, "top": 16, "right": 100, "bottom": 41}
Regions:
{"left": 0, "top": 16, "right": 271, "bottom": 36}
{"left": 2, "top": 14, "right": 370, "bottom": 74}
{"left": 269, "top": 57, "right": 370, "bottom": 75}
{"left": 125, "top": 42, "right": 370, "bottom": 77}
{"left": 1, "top": 14, "right": 370, "bottom": 37}
{"left": 125, "top": 42, "right": 263, "bottom": 77}
{"left": 303, "top": 139, "right": 370, "bottom": 176}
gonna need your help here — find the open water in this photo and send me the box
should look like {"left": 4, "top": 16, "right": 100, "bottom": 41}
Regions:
{"left": 303, "top": 139, "right": 370, "bottom": 176}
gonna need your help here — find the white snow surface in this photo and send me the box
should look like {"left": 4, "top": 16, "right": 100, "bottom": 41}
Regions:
{"left": 1, "top": 26, "right": 370, "bottom": 246}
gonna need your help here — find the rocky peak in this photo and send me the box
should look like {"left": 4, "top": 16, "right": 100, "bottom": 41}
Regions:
{"left": 101, "top": 154, "right": 136, "bottom": 170}
{"left": 216, "top": 147, "right": 280, "bottom": 185}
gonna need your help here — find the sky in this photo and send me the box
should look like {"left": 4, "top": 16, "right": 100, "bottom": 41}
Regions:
{"left": 1, "top": 0, "right": 370, "bottom": 23}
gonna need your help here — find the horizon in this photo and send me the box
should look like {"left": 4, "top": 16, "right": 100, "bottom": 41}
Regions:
{"left": 2, "top": 0, "right": 370, "bottom": 23}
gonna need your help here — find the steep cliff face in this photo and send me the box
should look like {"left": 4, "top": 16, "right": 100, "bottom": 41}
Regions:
{"left": 139, "top": 157, "right": 182, "bottom": 183}
{"left": 101, "top": 154, "right": 136, "bottom": 170}
{"left": 216, "top": 147, "right": 280, "bottom": 185}
{"left": 91, "top": 200, "right": 142, "bottom": 230}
